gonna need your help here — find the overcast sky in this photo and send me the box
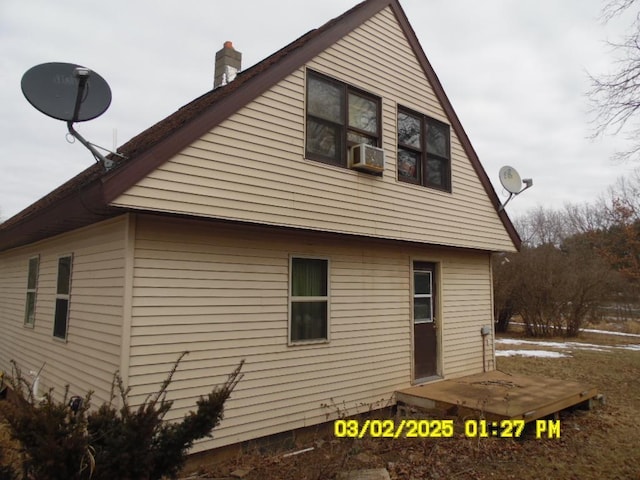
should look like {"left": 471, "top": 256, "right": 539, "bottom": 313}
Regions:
{"left": 1, "top": 0, "right": 637, "bottom": 222}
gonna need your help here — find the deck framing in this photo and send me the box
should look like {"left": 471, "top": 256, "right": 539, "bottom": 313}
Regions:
{"left": 396, "top": 370, "right": 599, "bottom": 422}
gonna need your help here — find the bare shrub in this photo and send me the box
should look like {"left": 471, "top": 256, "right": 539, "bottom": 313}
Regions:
{"left": 1, "top": 355, "right": 243, "bottom": 480}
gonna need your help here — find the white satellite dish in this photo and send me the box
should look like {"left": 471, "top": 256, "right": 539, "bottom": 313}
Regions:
{"left": 499, "top": 166, "right": 522, "bottom": 194}
{"left": 498, "top": 165, "right": 533, "bottom": 211}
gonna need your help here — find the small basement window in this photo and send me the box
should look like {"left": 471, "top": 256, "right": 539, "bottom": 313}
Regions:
{"left": 306, "top": 70, "right": 380, "bottom": 167}
{"left": 289, "top": 257, "right": 329, "bottom": 343}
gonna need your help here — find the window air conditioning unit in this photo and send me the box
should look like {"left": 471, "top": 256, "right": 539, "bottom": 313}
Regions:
{"left": 350, "top": 143, "right": 385, "bottom": 174}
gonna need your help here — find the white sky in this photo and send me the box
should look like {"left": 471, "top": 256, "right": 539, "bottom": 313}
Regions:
{"left": 1, "top": 0, "right": 638, "bottom": 222}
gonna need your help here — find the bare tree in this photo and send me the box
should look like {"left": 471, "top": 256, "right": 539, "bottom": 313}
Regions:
{"left": 590, "top": 0, "right": 640, "bottom": 161}
{"left": 495, "top": 170, "right": 640, "bottom": 336}
{"left": 514, "top": 205, "right": 577, "bottom": 247}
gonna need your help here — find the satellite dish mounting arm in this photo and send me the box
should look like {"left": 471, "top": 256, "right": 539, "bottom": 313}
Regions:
{"left": 66, "top": 67, "right": 115, "bottom": 170}
{"left": 66, "top": 121, "right": 114, "bottom": 170}
{"left": 498, "top": 178, "right": 533, "bottom": 211}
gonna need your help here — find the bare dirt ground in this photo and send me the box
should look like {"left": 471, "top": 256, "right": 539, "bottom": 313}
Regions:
{"left": 194, "top": 327, "right": 640, "bottom": 480}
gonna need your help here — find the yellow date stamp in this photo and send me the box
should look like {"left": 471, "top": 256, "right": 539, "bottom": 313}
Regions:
{"left": 334, "top": 419, "right": 454, "bottom": 438}
{"left": 333, "top": 419, "right": 561, "bottom": 439}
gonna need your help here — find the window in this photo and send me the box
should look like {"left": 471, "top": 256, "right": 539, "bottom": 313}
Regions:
{"left": 24, "top": 256, "right": 40, "bottom": 326}
{"left": 290, "top": 257, "right": 329, "bottom": 343}
{"left": 306, "top": 70, "right": 380, "bottom": 167}
{"left": 397, "top": 108, "right": 451, "bottom": 191}
{"left": 413, "top": 266, "right": 434, "bottom": 323}
{"left": 53, "top": 255, "right": 73, "bottom": 340}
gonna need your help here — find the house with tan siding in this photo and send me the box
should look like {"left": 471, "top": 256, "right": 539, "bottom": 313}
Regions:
{"left": 0, "top": 0, "right": 520, "bottom": 453}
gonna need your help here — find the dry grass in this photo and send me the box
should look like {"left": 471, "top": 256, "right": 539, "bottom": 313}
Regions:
{"left": 0, "top": 418, "right": 22, "bottom": 479}
{"left": 195, "top": 333, "right": 639, "bottom": 480}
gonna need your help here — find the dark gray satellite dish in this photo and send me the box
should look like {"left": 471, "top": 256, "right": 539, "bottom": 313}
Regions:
{"left": 21, "top": 62, "right": 111, "bottom": 122}
{"left": 21, "top": 62, "right": 121, "bottom": 170}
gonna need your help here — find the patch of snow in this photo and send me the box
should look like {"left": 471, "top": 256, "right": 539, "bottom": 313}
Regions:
{"left": 495, "top": 338, "right": 640, "bottom": 355}
{"left": 509, "top": 322, "right": 640, "bottom": 338}
{"left": 496, "top": 349, "right": 571, "bottom": 358}
{"left": 617, "top": 344, "right": 640, "bottom": 351}
{"left": 496, "top": 338, "right": 610, "bottom": 351}
{"left": 581, "top": 328, "right": 640, "bottom": 338}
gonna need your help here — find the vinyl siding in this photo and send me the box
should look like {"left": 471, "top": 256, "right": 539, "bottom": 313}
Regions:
{"left": 127, "top": 215, "right": 493, "bottom": 452}
{"left": 112, "top": 7, "right": 516, "bottom": 253}
{"left": 0, "top": 216, "right": 127, "bottom": 404}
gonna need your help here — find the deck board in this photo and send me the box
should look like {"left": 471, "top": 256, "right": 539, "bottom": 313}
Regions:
{"left": 396, "top": 370, "right": 599, "bottom": 421}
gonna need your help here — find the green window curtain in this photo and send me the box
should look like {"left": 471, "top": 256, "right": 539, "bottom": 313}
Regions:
{"left": 292, "top": 258, "right": 327, "bottom": 296}
{"left": 291, "top": 258, "right": 328, "bottom": 341}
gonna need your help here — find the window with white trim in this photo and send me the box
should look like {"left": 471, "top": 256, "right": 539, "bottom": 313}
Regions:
{"left": 24, "top": 255, "right": 40, "bottom": 326}
{"left": 53, "top": 255, "right": 73, "bottom": 340}
{"left": 289, "top": 257, "right": 329, "bottom": 343}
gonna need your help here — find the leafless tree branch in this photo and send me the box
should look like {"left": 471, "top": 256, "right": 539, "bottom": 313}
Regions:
{"left": 590, "top": 0, "right": 640, "bottom": 161}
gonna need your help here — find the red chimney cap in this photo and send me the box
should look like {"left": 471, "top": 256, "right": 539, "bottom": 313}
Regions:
{"left": 224, "top": 41, "right": 234, "bottom": 49}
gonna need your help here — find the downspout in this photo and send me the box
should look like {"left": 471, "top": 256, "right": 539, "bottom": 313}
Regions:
{"left": 119, "top": 213, "right": 136, "bottom": 404}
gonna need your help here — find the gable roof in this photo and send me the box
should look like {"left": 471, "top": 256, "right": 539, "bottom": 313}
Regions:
{"left": 0, "top": 0, "right": 521, "bottom": 252}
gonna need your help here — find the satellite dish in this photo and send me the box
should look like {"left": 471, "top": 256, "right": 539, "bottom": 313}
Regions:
{"left": 21, "top": 62, "right": 111, "bottom": 122}
{"left": 497, "top": 165, "right": 533, "bottom": 211}
{"left": 499, "top": 166, "right": 522, "bottom": 194}
{"left": 20, "top": 62, "right": 122, "bottom": 170}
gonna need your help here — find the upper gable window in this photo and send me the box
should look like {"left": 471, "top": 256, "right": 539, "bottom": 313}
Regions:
{"left": 306, "top": 70, "right": 380, "bottom": 167}
{"left": 397, "top": 107, "right": 451, "bottom": 191}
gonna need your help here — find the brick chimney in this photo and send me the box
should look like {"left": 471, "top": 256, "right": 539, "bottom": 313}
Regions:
{"left": 214, "top": 41, "right": 242, "bottom": 88}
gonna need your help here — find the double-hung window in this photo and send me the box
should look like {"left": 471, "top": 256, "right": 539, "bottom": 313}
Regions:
{"left": 24, "top": 256, "right": 40, "bottom": 326}
{"left": 306, "top": 70, "right": 380, "bottom": 167}
{"left": 289, "top": 257, "right": 329, "bottom": 343}
{"left": 53, "top": 255, "right": 73, "bottom": 340}
{"left": 397, "top": 108, "right": 451, "bottom": 191}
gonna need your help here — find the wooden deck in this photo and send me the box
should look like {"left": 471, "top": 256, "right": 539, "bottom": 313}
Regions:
{"left": 396, "top": 370, "right": 600, "bottom": 422}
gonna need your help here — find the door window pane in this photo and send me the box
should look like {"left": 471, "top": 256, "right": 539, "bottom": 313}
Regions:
{"left": 414, "top": 297, "right": 433, "bottom": 322}
{"left": 415, "top": 272, "right": 432, "bottom": 295}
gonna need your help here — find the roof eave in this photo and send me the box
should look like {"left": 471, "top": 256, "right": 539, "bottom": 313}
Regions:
{"left": 0, "top": 176, "right": 120, "bottom": 252}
